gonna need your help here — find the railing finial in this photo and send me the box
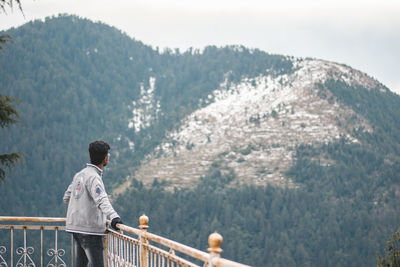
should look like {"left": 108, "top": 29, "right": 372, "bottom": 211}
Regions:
{"left": 139, "top": 214, "right": 149, "bottom": 230}
{"left": 208, "top": 232, "right": 223, "bottom": 255}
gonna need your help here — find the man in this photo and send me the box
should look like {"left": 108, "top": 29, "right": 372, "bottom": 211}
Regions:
{"left": 63, "top": 140, "right": 123, "bottom": 267}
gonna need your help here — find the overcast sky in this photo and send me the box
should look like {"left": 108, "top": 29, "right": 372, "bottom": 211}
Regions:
{"left": 1, "top": 0, "right": 399, "bottom": 94}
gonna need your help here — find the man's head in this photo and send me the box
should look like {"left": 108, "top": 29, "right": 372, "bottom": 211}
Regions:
{"left": 89, "top": 140, "right": 110, "bottom": 167}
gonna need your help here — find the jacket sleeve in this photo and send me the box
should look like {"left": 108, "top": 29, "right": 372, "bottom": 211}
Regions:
{"left": 63, "top": 182, "right": 74, "bottom": 205}
{"left": 88, "top": 176, "right": 119, "bottom": 220}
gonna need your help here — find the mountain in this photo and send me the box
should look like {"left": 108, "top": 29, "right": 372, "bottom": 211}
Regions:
{"left": 1, "top": 14, "right": 400, "bottom": 266}
{"left": 122, "top": 58, "right": 382, "bottom": 191}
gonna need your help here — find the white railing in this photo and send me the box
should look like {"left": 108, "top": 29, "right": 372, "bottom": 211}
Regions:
{"left": 0, "top": 216, "right": 69, "bottom": 267}
{"left": 0, "top": 216, "right": 250, "bottom": 267}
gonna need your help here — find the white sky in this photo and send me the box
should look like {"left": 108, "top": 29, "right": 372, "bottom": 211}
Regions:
{"left": 1, "top": 0, "right": 400, "bottom": 94}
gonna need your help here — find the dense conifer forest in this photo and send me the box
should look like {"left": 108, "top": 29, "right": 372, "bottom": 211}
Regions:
{"left": 0, "top": 15, "right": 399, "bottom": 266}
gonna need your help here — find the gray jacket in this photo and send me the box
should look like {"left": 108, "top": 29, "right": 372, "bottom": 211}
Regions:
{"left": 63, "top": 164, "right": 119, "bottom": 235}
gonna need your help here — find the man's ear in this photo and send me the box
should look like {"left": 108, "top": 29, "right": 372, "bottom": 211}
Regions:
{"left": 103, "top": 154, "right": 109, "bottom": 165}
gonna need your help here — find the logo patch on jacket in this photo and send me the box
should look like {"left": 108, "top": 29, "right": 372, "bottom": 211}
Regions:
{"left": 95, "top": 186, "right": 102, "bottom": 195}
{"left": 73, "top": 181, "right": 84, "bottom": 199}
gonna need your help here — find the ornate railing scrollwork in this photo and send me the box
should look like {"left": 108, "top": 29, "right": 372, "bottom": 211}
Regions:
{"left": 46, "top": 248, "right": 66, "bottom": 267}
{"left": 15, "top": 246, "right": 36, "bottom": 267}
{"left": 0, "top": 246, "right": 8, "bottom": 267}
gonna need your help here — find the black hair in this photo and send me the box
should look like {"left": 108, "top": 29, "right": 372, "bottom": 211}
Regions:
{"left": 89, "top": 140, "right": 110, "bottom": 165}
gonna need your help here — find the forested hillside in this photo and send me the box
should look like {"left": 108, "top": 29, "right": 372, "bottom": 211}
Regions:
{"left": 115, "top": 81, "right": 400, "bottom": 265}
{"left": 0, "top": 14, "right": 399, "bottom": 266}
{"left": 0, "top": 14, "right": 292, "bottom": 215}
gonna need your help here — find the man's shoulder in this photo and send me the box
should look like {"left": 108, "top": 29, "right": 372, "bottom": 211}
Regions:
{"left": 74, "top": 166, "right": 100, "bottom": 182}
{"left": 84, "top": 167, "right": 101, "bottom": 179}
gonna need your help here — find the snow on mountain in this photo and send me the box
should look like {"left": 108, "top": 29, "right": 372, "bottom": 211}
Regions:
{"left": 123, "top": 58, "right": 377, "bottom": 191}
{"left": 128, "top": 76, "right": 161, "bottom": 133}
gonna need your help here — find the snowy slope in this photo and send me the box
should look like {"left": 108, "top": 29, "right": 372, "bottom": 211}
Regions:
{"left": 120, "top": 58, "right": 379, "bottom": 191}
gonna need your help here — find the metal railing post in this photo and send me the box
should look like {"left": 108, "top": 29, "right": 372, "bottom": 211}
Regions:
{"left": 139, "top": 214, "right": 149, "bottom": 267}
{"left": 207, "top": 232, "right": 223, "bottom": 267}
{"left": 104, "top": 233, "right": 108, "bottom": 267}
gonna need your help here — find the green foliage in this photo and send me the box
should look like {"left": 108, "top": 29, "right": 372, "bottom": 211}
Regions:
{"left": 319, "top": 80, "right": 400, "bottom": 155}
{"left": 0, "top": 14, "right": 156, "bottom": 214}
{"left": 0, "top": 152, "right": 21, "bottom": 181}
{"left": 377, "top": 229, "right": 400, "bottom": 267}
{"left": 0, "top": 95, "right": 22, "bottom": 181}
{"left": 271, "top": 109, "right": 278, "bottom": 118}
{"left": 240, "top": 144, "right": 254, "bottom": 155}
{"left": 115, "top": 168, "right": 400, "bottom": 267}
{"left": 283, "top": 79, "right": 400, "bottom": 266}
{"left": 0, "top": 0, "right": 21, "bottom": 14}
{"left": 0, "top": 34, "right": 12, "bottom": 50}
{"left": 0, "top": 94, "right": 19, "bottom": 127}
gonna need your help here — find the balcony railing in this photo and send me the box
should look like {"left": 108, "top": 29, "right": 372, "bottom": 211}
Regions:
{"left": 0, "top": 216, "right": 250, "bottom": 267}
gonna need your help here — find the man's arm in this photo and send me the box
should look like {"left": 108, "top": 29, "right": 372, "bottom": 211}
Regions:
{"left": 88, "top": 177, "right": 119, "bottom": 220}
{"left": 63, "top": 182, "right": 74, "bottom": 205}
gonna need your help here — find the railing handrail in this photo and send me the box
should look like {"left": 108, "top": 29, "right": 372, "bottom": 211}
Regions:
{"left": 114, "top": 223, "right": 210, "bottom": 262}
{"left": 0, "top": 216, "right": 66, "bottom": 223}
{"left": 0, "top": 215, "right": 252, "bottom": 267}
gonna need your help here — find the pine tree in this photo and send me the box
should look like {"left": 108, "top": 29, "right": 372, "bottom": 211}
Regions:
{"left": 0, "top": 95, "right": 22, "bottom": 181}
{"left": 0, "top": 0, "right": 22, "bottom": 13}
{"left": 377, "top": 229, "right": 400, "bottom": 267}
